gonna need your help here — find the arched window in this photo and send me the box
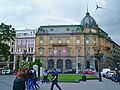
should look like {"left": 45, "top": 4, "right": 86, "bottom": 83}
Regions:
{"left": 57, "top": 59, "right": 63, "bottom": 69}
{"left": 65, "top": 59, "right": 72, "bottom": 69}
{"left": 47, "top": 59, "right": 54, "bottom": 69}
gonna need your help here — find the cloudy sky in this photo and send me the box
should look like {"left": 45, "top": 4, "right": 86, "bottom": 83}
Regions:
{"left": 0, "top": 0, "right": 120, "bottom": 44}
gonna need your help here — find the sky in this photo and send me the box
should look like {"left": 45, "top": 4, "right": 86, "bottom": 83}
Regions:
{"left": 0, "top": 0, "right": 120, "bottom": 45}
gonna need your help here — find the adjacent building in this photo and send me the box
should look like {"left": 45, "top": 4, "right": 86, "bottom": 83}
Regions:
{"left": 111, "top": 41, "right": 120, "bottom": 69}
{"left": 10, "top": 29, "right": 36, "bottom": 70}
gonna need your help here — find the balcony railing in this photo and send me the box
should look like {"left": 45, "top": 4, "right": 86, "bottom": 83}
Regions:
{"left": 52, "top": 43, "right": 67, "bottom": 47}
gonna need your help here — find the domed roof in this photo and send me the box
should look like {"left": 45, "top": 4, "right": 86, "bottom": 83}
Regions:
{"left": 81, "top": 12, "right": 97, "bottom": 28}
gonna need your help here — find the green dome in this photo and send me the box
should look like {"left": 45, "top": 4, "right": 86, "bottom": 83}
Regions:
{"left": 81, "top": 12, "right": 97, "bottom": 28}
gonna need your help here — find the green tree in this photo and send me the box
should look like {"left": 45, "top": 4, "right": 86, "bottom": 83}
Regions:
{"left": 0, "top": 23, "right": 16, "bottom": 61}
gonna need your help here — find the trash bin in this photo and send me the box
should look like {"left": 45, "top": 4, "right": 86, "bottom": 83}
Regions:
{"left": 82, "top": 74, "right": 86, "bottom": 81}
{"left": 13, "top": 77, "right": 25, "bottom": 90}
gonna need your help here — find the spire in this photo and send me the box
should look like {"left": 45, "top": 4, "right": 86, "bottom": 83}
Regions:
{"left": 86, "top": 3, "right": 89, "bottom": 15}
{"left": 87, "top": 3, "right": 88, "bottom": 13}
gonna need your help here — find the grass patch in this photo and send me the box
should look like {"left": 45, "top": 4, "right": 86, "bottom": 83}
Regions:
{"left": 43, "top": 74, "right": 94, "bottom": 81}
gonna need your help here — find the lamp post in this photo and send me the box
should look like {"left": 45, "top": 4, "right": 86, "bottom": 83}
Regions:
{"left": 76, "top": 46, "right": 79, "bottom": 74}
{"left": 95, "top": 49, "right": 103, "bottom": 82}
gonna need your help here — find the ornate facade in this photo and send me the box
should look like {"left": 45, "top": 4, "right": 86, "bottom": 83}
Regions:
{"left": 36, "top": 12, "right": 113, "bottom": 72}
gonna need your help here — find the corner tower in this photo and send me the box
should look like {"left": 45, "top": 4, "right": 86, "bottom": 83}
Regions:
{"left": 81, "top": 11, "right": 98, "bottom": 28}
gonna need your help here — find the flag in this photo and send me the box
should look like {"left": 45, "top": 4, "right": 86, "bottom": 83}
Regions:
{"left": 54, "top": 48, "right": 58, "bottom": 56}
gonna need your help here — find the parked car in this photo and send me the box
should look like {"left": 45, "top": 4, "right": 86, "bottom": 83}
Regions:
{"left": 111, "top": 74, "right": 117, "bottom": 82}
{"left": 1, "top": 66, "right": 11, "bottom": 75}
{"left": 82, "top": 69, "right": 94, "bottom": 75}
{"left": 101, "top": 68, "right": 111, "bottom": 77}
{"left": 107, "top": 71, "right": 116, "bottom": 79}
{"left": 2, "top": 69, "right": 11, "bottom": 74}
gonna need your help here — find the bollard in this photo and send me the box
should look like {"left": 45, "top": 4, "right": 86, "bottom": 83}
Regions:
{"left": 82, "top": 74, "right": 86, "bottom": 81}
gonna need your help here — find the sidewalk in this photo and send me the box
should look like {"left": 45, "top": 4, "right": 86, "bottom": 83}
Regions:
{"left": 38, "top": 78, "right": 120, "bottom": 90}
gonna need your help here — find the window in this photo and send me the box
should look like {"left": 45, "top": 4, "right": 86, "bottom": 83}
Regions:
{"left": 28, "top": 56, "right": 33, "bottom": 62}
{"left": 31, "top": 39, "right": 34, "bottom": 45}
{"left": 78, "top": 47, "right": 81, "bottom": 56}
{"left": 21, "top": 47, "right": 25, "bottom": 53}
{"left": 86, "top": 47, "right": 90, "bottom": 56}
{"left": 66, "top": 28, "right": 70, "bottom": 31}
{"left": 17, "top": 40, "right": 21, "bottom": 46}
{"left": 11, "top": 41, "right": 14, "bottom": 45}
{"left": 67, "top": 48, "right": 70, "bottom": 56}
{"left": 40, "top": 37, "right": 44, "bottom": 45}
{"left": 62, "top": 48, "right": 67, "bottom": 56}
{"left": 93, "top": 36, "right": 96, "bottom": 44}
{"left": 58, "top": 36, "right": 62, "bottom": 43}
{"left": 65, "top": 37, "right": 70, "bottom": 44}
{"left": 28, "top": 39, "right": 34, "bottom": 46}
{"left": 54, "top": 48, "right": 58, "bottom": 56}
{"left": 50, "top": 36, "right": 54, "bottom": 44}
{"left": 31, "top": 47, "right": 33, "bottom": 52}
{"left": 58, "top": 48, "right": 62, "bottom": 56}
{"left": 76, "top": 37, "right": 80, "bottom": 45}
{"left": 11, "top": 48, "right": 14, "bottom": 53}
{"left": 40, "top": 48, "right": 44, "bottom": 56}
{"left": 86, "top": 36, "right": 90, "bottom": 44}
{"left": 28, "top": 47, "right": 30, "bottom": 52}
{"left": 28, "top": 47, "right": 33, "bottom": 53}
{"left": 17, "top": 48, "right": 21, "bottom": 53}
{"left": 50, "top": 29, "right": 53, "bottom": 31}
{"left": 49, "top": 48, "right": 53, "bottom": 56}
{"left": 76, "top": 28, "right": 80, "bottom": 33}
{"left": 23, "top": 39, "right": 26, "bottom": 47}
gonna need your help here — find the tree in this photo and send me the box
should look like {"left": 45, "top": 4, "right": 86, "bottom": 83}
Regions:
{"left": 0, "top": 23, "right": 16, "bottom": 61}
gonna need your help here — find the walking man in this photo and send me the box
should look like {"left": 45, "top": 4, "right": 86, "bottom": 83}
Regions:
{"left": 50, "top": 69, "right": 62, "bottom": 90}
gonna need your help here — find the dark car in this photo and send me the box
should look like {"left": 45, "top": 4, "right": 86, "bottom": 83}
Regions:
{"left": 111, "top": 74, "right": 117, "bottom": 82}
{"left": 111, "top": 73, "right": 120, "bottom": 83}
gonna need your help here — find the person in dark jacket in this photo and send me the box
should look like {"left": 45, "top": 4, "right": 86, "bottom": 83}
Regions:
{"left": 50, "top": 69, "right": 62, "bottom": 90}
{"left": 13, "top": 71, "right": 25, "bottom": 90}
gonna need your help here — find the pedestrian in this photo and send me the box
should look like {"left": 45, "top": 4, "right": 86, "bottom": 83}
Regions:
{"left": 50, "top": 68, "right": 62, "bottom": 90}
{"left": 13, "top": 70, "right": 25, "bottom": 90}
{"left": 25, "top": 68, "right": 31, "bottom": 90}
{"left": 33, "top": 69, "right": 40, "bottom": 89}
{"left": 115, "top": 68, "right": 120, "bottom": 84}
{"left": 42, "top": 69, "right": 49, "bottom": 83}
{"left": 28, "top": 68, "right": 35, "bottom": 90}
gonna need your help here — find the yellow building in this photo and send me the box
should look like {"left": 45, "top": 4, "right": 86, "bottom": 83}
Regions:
{"left": 35, "top": 11, "right": 112, "bottom": 72}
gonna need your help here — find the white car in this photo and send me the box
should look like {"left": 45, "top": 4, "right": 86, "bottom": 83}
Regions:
{"left": 101, "top": 68, "right": 111, "bottom": 77}
{"left": 2, "top": 69, "right": 11, "bottom": 74}
{"left": 106, "top": 71, "right": 116, "bottom": 79}
{"left": 1, "top": 66, "right": 11, "bottom": 75}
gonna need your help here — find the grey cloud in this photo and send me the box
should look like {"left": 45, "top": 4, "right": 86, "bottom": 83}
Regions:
{"left": 0, "top": 0, "right": 120, "bottom": 44}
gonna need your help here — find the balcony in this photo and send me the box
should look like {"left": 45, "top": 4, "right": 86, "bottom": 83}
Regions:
{"left": 52, "top": 43, "right": 67, "bottom": 47}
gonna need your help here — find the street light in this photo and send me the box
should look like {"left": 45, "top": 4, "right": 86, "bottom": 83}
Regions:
{"left": 95, "top": 49, "right": 103, "bottom": 82}
{"left": 76, "top": 46, "right": 79, "bottom": 74}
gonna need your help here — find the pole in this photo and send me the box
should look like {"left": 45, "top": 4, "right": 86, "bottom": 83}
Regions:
{"left": 76, "top": 46, "right": 79, "bottom": 74}
{"left": 98, "top": 57, "right": 102, "bottom": 82}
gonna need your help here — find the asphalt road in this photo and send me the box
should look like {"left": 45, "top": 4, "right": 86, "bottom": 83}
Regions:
{"left": 0, "top": 75, "right": 120, "bottom": 90}
{"left": 40, "top": 78, "right": 120, "bottom": 90}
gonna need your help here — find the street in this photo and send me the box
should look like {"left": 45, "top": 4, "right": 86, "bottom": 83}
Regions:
{"left": 40, "top": 78, "right": 120, "bottom": 90}
{"left": 0, "top": 75, "right": 120, "bottom": 90}
{"left": 0, "top": 75, "right": 15, "bottom": 90}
